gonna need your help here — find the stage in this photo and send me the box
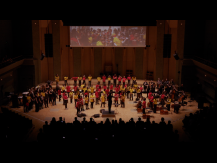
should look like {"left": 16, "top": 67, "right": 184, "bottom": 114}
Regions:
{"left": 1, "top": 79, "right": 206, "bottom": 142}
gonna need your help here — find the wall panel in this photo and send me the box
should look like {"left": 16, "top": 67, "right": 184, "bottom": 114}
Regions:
{"left": 135, "top": 47, "right": 143, "bottom": 79}
{"left": 94, "top": 47, "right": 102, "bottom": 77}
{"left": 73, "top": 47, "right": 81, "bottom": 77}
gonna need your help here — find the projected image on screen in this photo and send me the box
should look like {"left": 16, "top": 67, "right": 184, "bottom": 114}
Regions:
{"left": 70, "top": 26, "right": 146, "bottom": 47}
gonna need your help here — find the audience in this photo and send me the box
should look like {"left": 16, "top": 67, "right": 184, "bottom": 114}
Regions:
{"left": 35, "top": 116, "right": 180, "bottom": 143}
{"left": 182, "top": 104, "right": 217, "bottom": 142}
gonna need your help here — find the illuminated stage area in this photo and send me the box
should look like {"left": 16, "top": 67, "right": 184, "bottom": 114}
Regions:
{"left": 2, "top": 79, "right": 204, "bottom": 142}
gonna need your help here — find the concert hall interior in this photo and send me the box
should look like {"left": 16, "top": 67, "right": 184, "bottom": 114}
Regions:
{"left": 0, "top": 20, "right": 217, "bottom": 144}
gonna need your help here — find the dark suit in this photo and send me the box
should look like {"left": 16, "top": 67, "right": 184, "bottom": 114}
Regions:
{"left": 174, "top": 104, "right": 180, "bottom": 113}
{"left": 107, "top": 93, "right": 113, "bottom": 113}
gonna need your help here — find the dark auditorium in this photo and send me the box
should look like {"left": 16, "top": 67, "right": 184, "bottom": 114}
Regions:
{"left": 0, "top": 20, "right": 217, "bottom": 144}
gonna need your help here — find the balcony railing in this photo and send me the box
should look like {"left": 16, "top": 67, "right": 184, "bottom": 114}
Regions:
{"left": 184, "top": 55, "right": 217, "bottom": 70}
{"left": 0, "top": 55, "right": 33, "bottom": 69}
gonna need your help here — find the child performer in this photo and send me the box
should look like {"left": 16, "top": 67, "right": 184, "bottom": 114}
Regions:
{"left": 83, "top": 75, "right": 86, "bottom": 85}
{"left": 97, "top": 76, "right": 101, "bottom": 85}
{"left": 127, "top": 75, "right": 131, "bottom": 86}
{"left": 121, "top": 92, "right": 125, "bottom": 108}
{"left": 110, "top": 83, "right": 113, "bottom": 92}
{"left": 88, "top": 74, "right": 92, "bottom": 87}
{"left": 95, "top": 88, "right": 99, "bottom": 105}
{"left": 84, "top": 94, "right": 89, "bottom": 110}
{"left": 102, "top": 74, "right": 106, "bottom": 85}
{"left": 78, "top": 75, "right": 82, "bottom": 87}
{"left": 113, "top": 74, "right": 117, "bottom": 87}
{"left": 90, "top": 93, "right": 95, "bottom": 108}
{"left": 64, "top": 76, "right": 68, "bottom": 86}
{"left": 122, "top": 76, "right": 126, "bottom": 86}
{"left": 72, "top": 76, "right": 78, "bottom": 86}
{"left": 107, "top": 75, "right": 111, "bottom": 86}
{"left": 74, "top": 92, "right": 78, "bottom": 107}
{"left": 101, "top": 93, "right": 106, "bottom": 108}
{"left": 132, "top": 76, "right": 136, "bottom": 85}
{"left": 118, "top": 75, "right": 122, "bottom": 85}
{"left": 114, "top": 91, "right": 119, "bottom": 107}
{"left": 66, "top": 84, "right": 71, "bottom": 97}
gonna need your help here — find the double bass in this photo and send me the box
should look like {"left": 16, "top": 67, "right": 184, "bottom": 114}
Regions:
{"left": 171, "top": 86, "right": 176, "bottom": 101}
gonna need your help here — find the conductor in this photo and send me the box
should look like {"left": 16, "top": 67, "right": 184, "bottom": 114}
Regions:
{"left": 107, "top": 90, "right": 114, "bottom": 113}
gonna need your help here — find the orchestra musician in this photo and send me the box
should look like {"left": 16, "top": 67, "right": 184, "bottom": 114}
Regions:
{"left": 142, "top": 97, "right": 146, "bottom": 114}
{"left": 166, "top": 95, "right": 171, "bottom": 111}
{"left": 157, "top": 78, "right": 161, "bottom": 88}
{"left": 160, "top": 92, "right": 166, "bottom": 107}
{"left": 153, "top": 96, "right": 158, "bottom": 113}
{"left": 143, "top": 79, "right": 148, "bottom": 92}
{"left": 129, "top": 87, "right": 134, "bottom": 101}
{"left": 120, "top": 92, "right": 125, "bottom": 108}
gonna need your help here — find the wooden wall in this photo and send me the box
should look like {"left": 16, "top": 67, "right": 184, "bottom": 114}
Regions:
{"left": 36, "top": 20, "right": 180, "bottom": 81}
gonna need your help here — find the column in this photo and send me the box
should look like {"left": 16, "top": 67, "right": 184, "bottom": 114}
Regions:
{"left": 155, "top": 20, "right": 165, "bottom": 80}
{"left": 52, "top": 20, "right": 61, "bottom": 80}
{"left": 176, "top": 20, "right": 185, "bottom": 85}
{"left": 135, "top": 47, "right": 143, "bottom": 79}
{"left": 32, "top": 20, "right": 41, "bottom": 85}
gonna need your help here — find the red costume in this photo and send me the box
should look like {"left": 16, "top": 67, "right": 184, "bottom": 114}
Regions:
{"left": 161, "top": 94, "right": 165, "bottom": 99}
{"left": 106, "top": 89, "right": 109, "bottom": 95}
{"left": 118, "top": 77, "right": 122, "bottom": 82}
{"left": 110, "top": 85, "right": 113, "bottom": 90}
{"left": 115, "top": 94, "right": 119, "bottom": 101}
{"left": 142, "top": 101, "right": 146, "bottom": 108}
{"left": 148, "top": 92, "right": 152, "bottom": 99}
{"left": 103, "top": 85, "right": 107, "bottom": 90}
{"left": 72, "top": 77, "right": 78, "bottom": 81}
{"left": 122, "top": 78, "right": 126, "bottom": 82}
{"left": 58, "top": 90, "right": 61, "bottom": 95}
{"left": 127, "top": 76, "right": 131, "bottom": 80}
{"left": 95, "top": 91, "right": 99, "bottom": 98}
{"left": 66, "top": 86, "right": 71, "bottom": 93}
{"left": 113, "top": 76, "right": 117, "bottom": 79}
{"left": 102, "top": 76, "right": 106, "bottom": 82}
{"left": 150, "top": 96, "right": 154, "bottom": 102}
{"left": 74, "top": 86, "right": 78, "bottom": 92}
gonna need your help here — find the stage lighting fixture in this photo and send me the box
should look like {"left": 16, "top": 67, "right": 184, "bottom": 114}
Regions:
{"left": 173, "top": 53, "right": 179, "bottom": 60}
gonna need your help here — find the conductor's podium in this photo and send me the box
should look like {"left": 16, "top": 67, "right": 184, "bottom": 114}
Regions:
{"left": 101, "top": 110, "right": 115, "bottom": 117}
{"left": 142, "top": 114, "right": 150, "bottom": 119}
{"left": 160, "top": 110, "right": 168, "bottom": 115}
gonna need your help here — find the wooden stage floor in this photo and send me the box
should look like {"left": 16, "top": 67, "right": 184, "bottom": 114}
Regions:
{"left": 1, "top": 79, "right": 207, "bottom": 142}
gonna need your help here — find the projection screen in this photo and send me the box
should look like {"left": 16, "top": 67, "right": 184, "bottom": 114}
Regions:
{"left": 70, "top": 26, "right": 146, "bottom": 47}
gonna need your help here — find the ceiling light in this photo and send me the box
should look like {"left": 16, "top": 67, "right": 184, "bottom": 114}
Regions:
{"left": 35, "top": 23, "right": 36, "bottom": 24}
{"left": 1, "top": 79, "right": 2, "bottom": 80}
{"left": 214, "top": 80, "right": 216, "bottom": 82}
{"left": 55, "top": 23, "right": 56, "bottom": 24}
{"left": 205, "top": 75, "right": 206, "bottom": 77}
